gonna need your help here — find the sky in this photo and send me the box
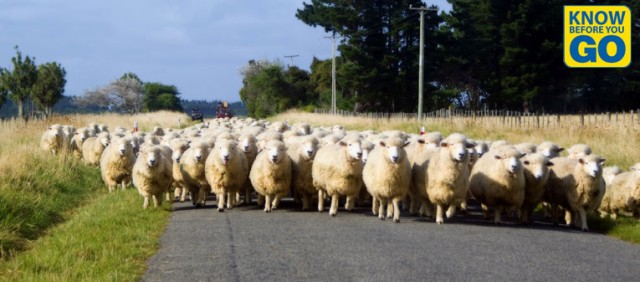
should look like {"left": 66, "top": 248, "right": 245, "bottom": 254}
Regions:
{"left": 0, "top": 0, "right": 451, "bottom": 102}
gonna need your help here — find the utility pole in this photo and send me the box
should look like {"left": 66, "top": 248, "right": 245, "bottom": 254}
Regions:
{"left": 324, "top": 35, "right": 341, "bottom": 115}
{"left": 284, "top": 54, "right": 299, "bottom": 67}
{"left": 410, "top": 4, "right": 437, "bottom": 120}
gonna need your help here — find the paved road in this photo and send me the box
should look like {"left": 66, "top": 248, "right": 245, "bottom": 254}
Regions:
{"left": 144, "top": 198, "right": 640, "bottom": 282}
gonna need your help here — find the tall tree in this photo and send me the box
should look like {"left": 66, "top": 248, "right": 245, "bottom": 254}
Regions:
{"left": 32, "top": 62, "right": 66, "bottom": 116}
{"left": 73, "top": 73, "right": 144, "bottom": 114}
{"left": 0, "top": 46, "right": 37, "bottom": 119}
{"left": 143, "top": 82, "right": 183, "bottom": 112}
{"left": 297, "top": 0, "right": 443, "bottom": 112}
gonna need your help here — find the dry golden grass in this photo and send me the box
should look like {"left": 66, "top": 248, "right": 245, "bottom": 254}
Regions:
{"left": 274, "top": 110, "right": 640, "bottom": 169}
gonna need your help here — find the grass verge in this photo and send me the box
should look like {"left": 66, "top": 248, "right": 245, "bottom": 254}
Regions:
{"left": 0, "top": 189, "right": 171, "bottom": 281}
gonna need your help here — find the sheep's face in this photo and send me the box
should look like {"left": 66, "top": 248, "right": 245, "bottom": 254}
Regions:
{"left": 475, "top": 142, "right": 488, "bottom": 157}
{"left": 78, "top": 131, "right": 90, "bottom": 142}
{"left": 494, "top": 152, "right": 525, "bottom": 174}
{"left": 141, "top": 148, "right": 161, "bottom": 167}
{"left": 172, "top": 144, "right": 189, "bottom": 162}
{"left": 240, "top": 137, "right": 256, "bottom": 153}
{"left": 217, "top": 141, "right": 238, "bottom": 165}
{"left": 441, "top": 140, "right": 468, "bottom": 162}
{"left": 266, "top": 142, "right": 286, "bottom": 164}
{"left": 302, "top": 140, "right": 318, "bottom": 160}
{"left": 117, "top": 139, "right": 133, "bottom": 156}
{"left": 568, "top": 144, "right": 591, "bottom": 159}
{"left": 579, "top": 155, "right": 605, "bottom": 178}
{"left": 99, "top": 134, "right": 110, "bottom": 148}
{"left": 523, "top": 154, "right": 553, "bottom": 182}
{"left": 539, "top": 144, "right": 564, "bottom": 159}
{"left": 193, "top": 146, "right": 208, "bottom": 163}
{"left": 379, "top": 140, "right": 409, "bottom": 164}
{"left": 340, "top": 139, "right": 363, "bottom": 161}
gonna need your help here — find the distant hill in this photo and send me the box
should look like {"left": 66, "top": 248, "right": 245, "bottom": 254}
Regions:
{"left": 0, "top": 96, "right": 247, "bottom": 118}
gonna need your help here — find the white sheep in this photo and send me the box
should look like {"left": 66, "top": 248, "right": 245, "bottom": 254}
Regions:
{"left": 169, "top": 139, "right": 190, "bottom": 201}
{"left": 132, "top": 145, "right": 173, "bottom": 209}
{"left": 100, "top": 137, "right": 136, "bottom": 192}
{"left": 287, "top": 136, "right": 320, "bottom": 210}
{"left": 537, "top": 141, "right": 564, "bottom": 159}
{"left": 205, "top": 139, "right": 249, "bottom": 212}
{"left": 179, "top": 141, "right": 211, "bottom": 207}
{"left": 515, "top": 142, "right": 537, "bottom": 154}
{"left": 363, "top": 138, "right": 411, "bottom": 222}
{"left": 567, "top": 144, "right": 592, "bottom": 159}
{"left": 469, "top": 145, "right": 526, "bottom": 224}
{"left": 599, "top": 164, "right": 640, "bottom": 219}
{"left": 40, "top": 125, "right": 64, "bottom": 155}
{"left": 544, "top": 154, "right": 606, "bottom": 231}
{"left": 249, "top": 140, "right": 292, "bottom": 212}
{"left": 237, "top": 133, "right": 258, "bottom": 205}
{"left": 82, "top": 132, "right": 111, "bottom": 166}
{"left": 312, "top": 135, "right": 363, "bottom": 216}
{"left": 61, "top": 125, "right": 76, "bottom": 152}
{"left": 417, "top": 133, "right": 473, "bottom": 224}
{"left": 70, "top": 127, "right": 91, "bottom": 159}
{"left": 520, "top": 153, "right": 554, "bottom": 223}
{"left": 603, "top": 166, "right": 623, "bottom": 187}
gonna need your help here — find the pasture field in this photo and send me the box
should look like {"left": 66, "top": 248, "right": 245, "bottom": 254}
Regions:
{"left": 272, "top": 110, "right": 640, "bottom": 242}
{"left": 0, "top": 111, "right": 187, "bottom": 280}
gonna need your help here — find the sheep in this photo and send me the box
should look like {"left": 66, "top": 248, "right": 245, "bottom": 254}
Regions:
{"left": 179, "top": 141, "right": 212, "bottom": 206}
{"left": 469, "top": 145, "right": 526, "bottom": 224}
{"left": 603, "top": 166, "right": 623, "bottom": 187}
{"left": 169, "top": 139, "right": 190, "bottom": 201}
{"left": 474, "top": 141, "right": 490, "bottom": 158}
{"left": 489, "top": 140, "right": 509, "bottom": 151}
{"left": 70, "top": 127, "right": 91, "bottom": 159}
{"left": 312, "top": 135, "right": 363, "bottom": 216}
{"left": 417, "top": 133, "right": 474, "bottom": 224}
{"left": 544, "top": 154, "right": 606, "bottom": 231}
{"left": 152, "top": 126, "right": 165, "bottom": 136}
{"left": 287, "top": 136, "right": 320, "bottom": 210}
{"left": 362, "top": 138, "right": 411, "bottom": 222}
{"left": 236, "top": 133, "right": 259, "bottom": 205}
{"left": 537, "top": 141, "right": 564, "bottom": 159}
{"left": 40, "top": 125, "right": 64, "bottom": 155}
{"left": 599, "top": 164, "right": 640, "bottom": 219}
{"left": 519, "top": 153, "right": 554, "bottom": 223}
{"left": 98, "top": 124, "right": 109, "bottom": 133}
{"left": 292, "top": 122, "right": 311, "bottom": 135}
{"left": 82, "top": 132, "right": 111, "bottom": 166}
{"left": 515, "top": 142, "right": 537, "bottom": 155}
{"left": 567, "top": 144, "right": 592, "bottom": 159}
{"left": 205, "top": 139, "right": 249, "bottom": 212}
{"left": 132, "top": 145, "right": 173, "bottom": 209}
{"left": 249, "top": 140, "right": 292, "bottom": 212}
{"left": 61, "top": 125, "right": 76, "bottom": 152}
{"left": 100, "top": 137, "right": 136, "bottom": 192}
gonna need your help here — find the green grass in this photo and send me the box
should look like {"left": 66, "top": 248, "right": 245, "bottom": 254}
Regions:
{"left": 589, "top": 215, "right": 640, "bottom": 244}
{"left": 0, "top": 189, "right": 171, "bottom": 281}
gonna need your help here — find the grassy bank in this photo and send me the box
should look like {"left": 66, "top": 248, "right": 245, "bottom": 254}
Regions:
{"left": 273, "top": 110, "right": 640, "bottom": 243}
{"left": 0, "top": 111, "right": 187, "bottom": 277}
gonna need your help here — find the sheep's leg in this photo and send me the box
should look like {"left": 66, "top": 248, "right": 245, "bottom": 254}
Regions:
{"left": 386, "top": 202, "right": 394, "bottom": 219}
{"left": 372, "top": 197, "right": 379, "bottom": 216}
{"left": 345, "top": 195, "right": 356, "bottom": 211}
{"left": 108, "top": 185, "right": 115, "bottom": 193}
{"left": 409, "top": 195, "right": 419, "bottom": 215}
{"left": 244, "top": 186, "right": 252, "bottom": 205}
{"left": 143, "top": 196, "right": 150, "bottom": 209}
{"left": 174, "top": 187, "right": 181, "bottom": 200}
{"left": 217, "top": 193, "right": 226, "bottom": 212}
{"left": 235, "top": 192, "right": 241, "bottom": 206}
{"left": 152, "top": 195, "right": 159, "bottom": 208}
{"left": 446, "top": 205, "right": 457, "bottom": 219}
{"left": 318, "top": 190, "right": 325, "bottom": 212}
{"left": 378, "top": 199, "right": 386, "bottom": 220}
{"left": 481, "top": 204, "right": 490, "bottom": 219}
{"left": 579, "top": 209, "right": 589, "bottom": 231}
{"left": 392, "top": 197, "right": 401, "bottom": 223}
{"left": 272, "top": 194, "right": 281, "bottom": 210}
{"left": 459, "top": 200, "right": 468, "bottom": 214}
{"left": 180, "top": 188, "right": 188, "bottom": 203}
{"left": 257, "top": 195, "right": 264, "bottom": 207}
{"left": 121, "top": 180, "right": 127, "bottom": 190}
{"left": 565, "top": 210, "right": 573, "bottom": 226}
{"left": 226, "top": 192, "right": 234, "bottom": 210}
{"left": 301, "top": 193, "right": 310, "bottom": 211}
{"left": 329, "top": 194, "right": 339, "bottom": 216}
{"left": 264, "top": 195, "right": 272, "bottom": 212}
{"left": 494, "top": 206, "right": 503, "bottom": 225}
{"left": 435, "top": 204, "right": 445, "bottom": 224}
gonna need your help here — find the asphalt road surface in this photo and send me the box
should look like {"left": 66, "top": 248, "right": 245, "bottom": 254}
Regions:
{"left": 143, "top": 198, "right": 640, "bottom": 282}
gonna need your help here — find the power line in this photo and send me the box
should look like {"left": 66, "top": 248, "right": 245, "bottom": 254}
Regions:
{"left": 284, "top": 54, "right": 299, "bottom": 67}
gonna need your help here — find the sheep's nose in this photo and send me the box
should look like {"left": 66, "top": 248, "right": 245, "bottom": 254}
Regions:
{"left": 306, "top": 150, "right": 313, "bottom": 156}
{"left": 458, "top": 153, "right": 466, "bottom": 159}
{"left": 510, "top": 165, "right": 517, "bottom": 171}
{"left": 392, "top": 156, "right": 399, "bottom": 163}
{"left": 356, "top": 152, "right": 362, "bottom": 158}
{"left": 271, "top": 156, "right": 278, "bottom": 162}
{"left": 149, "top": 159, "right": 156, "bottom": 166}
{"left": 244, "top": 145, "right": 249, "bottom": 151}
{"left": 195, "top": 155, "right": 202, "bottom": 162}
{"left": 120, "top": 149, "right": 126, "bottom": 155}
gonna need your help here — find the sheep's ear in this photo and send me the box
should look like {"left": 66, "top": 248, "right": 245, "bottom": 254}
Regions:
{"left": 440, "top": 141, "right": 449, "bottom": 147}
{"left": 555, "top": 147, "right": 565, "bottom": 153}
{"left": 403, "top": 141, "right": 411, "bottom": 147}
{"left": 578, "top": 158, "right": 585, "bottom": 164}
{"left": 379, "top": 141, "right": 386, "bottom": 147}
{"left": 523, "top": 160, "right": 530, "bottom": 165}
{"left": 519, "top": 153, "right": 526, "bottom": 159}
{"left": 465, "top": 142, "right": 476, "bottom": 149}
{"left": 338, "top": 141, "right": 347, "bottom": 147}
{"left": 494, "top": 155, "right": 502, "bottom": 160}
{"left": 547, "top": 161, "right": 554, "bottom": 167}
{"left": 418, "top": 139, "right": 426, "bottom": 144}
{"left": 599, "top": 159, "right": 606, "bottom": 166}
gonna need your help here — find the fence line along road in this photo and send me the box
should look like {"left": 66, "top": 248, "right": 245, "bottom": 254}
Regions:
{"left": 314, "top": 108, "right": 640, "bottom": 130}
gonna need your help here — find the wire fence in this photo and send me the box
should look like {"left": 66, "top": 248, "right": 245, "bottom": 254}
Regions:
{"left": 314, "top": 108, "right": 640, "bottom": 130}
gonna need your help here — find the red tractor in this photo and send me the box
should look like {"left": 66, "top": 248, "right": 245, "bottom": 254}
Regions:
{"left": 216, "top": 101, "right": 233, "bottom": 118}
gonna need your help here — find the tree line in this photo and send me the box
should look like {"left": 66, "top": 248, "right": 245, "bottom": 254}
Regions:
{"left": 239, "top": 0, "right": 640, "bottom": 118}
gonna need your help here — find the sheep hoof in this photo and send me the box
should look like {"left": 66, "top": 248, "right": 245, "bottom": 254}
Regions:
{"left": 330, "top": 212, "right": 336, "bottom": 217}
{"left": 218, "top": 208, "right": 224, "bottom": 212}
{"left": 393, "top": 218, "right": 400, "bottom": 223}
{"left": 436, "top": 219, "right": 444, "bottom": 224}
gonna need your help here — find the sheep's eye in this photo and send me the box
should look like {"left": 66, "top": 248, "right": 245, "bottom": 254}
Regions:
{"left": 348, "top": 144, "right": 352, "bottom": 147}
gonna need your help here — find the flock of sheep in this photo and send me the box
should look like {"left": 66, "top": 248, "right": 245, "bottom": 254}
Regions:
{"left": 40, "top": 117, "right": 640, "bottom": 231}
